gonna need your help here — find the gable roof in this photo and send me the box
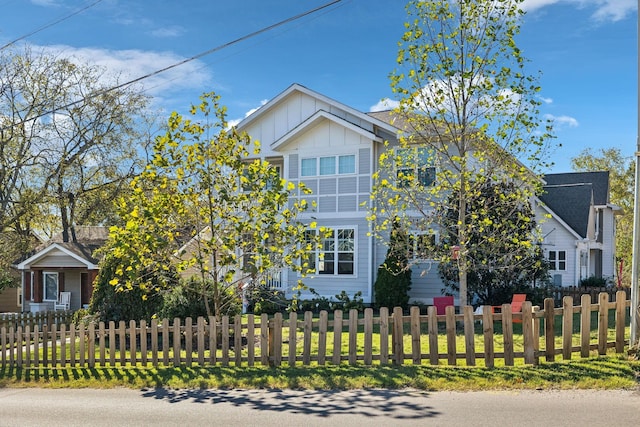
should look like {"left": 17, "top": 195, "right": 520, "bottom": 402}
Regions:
{"left": 15, "top": 226, "right": 109, "bottom": 270}
{"left": 235, "top": 83, "right": 398, "bottom": 136}
{"left": 539, "top": 183, "right": 593, "bottom": 238}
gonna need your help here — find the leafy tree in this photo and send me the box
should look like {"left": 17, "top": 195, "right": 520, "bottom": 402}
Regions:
{"left": 0, "top": 48, "right": 151, "bottom": 243}
{"left": 370, "top": 0, "right": 554, "bottom": 305}
{"left": 104, "top": 92, "right": 320, "bottom": 318}
{"left": 571, "top": 148, "right": 634, "bottom": 287}
{"left": 374, "top": 223, "right": 412, "bottom": 309}
{"left": 437, "top": 181, "right": 550, "bottom": 306}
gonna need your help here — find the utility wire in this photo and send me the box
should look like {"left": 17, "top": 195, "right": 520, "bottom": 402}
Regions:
{"left": 0, "top": 0, "right": 104, "bottom": 51}
{"left": 0, "top": 0, "right": 343, "bottom": 131}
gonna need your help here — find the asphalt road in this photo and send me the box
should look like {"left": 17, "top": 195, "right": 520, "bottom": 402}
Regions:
{"left": 1, "top": 387, "right": 639, "bottom": 426}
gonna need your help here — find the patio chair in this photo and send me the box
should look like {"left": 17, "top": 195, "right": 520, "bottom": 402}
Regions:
{"left": 54, "top": 291, "right": 71, "bottom": 311}
{"left": 492, "top": 293, "right": 527, "bottom": 323}
{"left": 433, "top": 295, "right": 454, "bottom": 315}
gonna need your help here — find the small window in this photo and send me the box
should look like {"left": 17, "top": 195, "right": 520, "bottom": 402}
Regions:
{"left": 43, "top": 272, "right": 59, "bottom": 301}
{"left": 548, "top": 251, "right": 566, "bottom": 271}
{"left": 408, "top": 232, "right": 437, "bottom": 260}
{"left": 338, "top": 155, "right": 356, "bottom": 174}
{"left": 319, "top": 157, "right": 335, "bottom": 175}
{"left": 301, "top": 158, "right": 316, "bottom": 177}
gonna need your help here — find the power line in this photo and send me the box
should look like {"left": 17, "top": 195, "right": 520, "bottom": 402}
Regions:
{"left": 0, "top": 0, "right": 343, "bottom": 132}
{"left": 0, "top": 0, "right": 104, "bottom": 51}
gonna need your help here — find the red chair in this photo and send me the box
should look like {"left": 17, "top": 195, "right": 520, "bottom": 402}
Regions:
{"left": 433, "top": 296, "right": 454, "bottom": 315}
{"left": 492, "top": 294, "right": 527, "bottom": 323}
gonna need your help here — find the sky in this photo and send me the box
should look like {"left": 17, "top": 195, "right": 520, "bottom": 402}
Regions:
{"left": 0, "top": 0, "right": 637, "bottom": 173}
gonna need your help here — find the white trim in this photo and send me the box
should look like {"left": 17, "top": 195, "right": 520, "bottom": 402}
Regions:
{"left": 15, "top": 243, "right": 99, "bottom": 270}
{"left": 236, "top": 83, "right": 398, "bottom": 136}
{"left": 271, "top": 110, "right": 382, "bottom": 151}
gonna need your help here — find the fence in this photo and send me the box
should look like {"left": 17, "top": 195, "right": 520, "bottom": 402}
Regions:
{"left": 0, "top": 292, "right": 631, "bottom": 369}
{"left": 549, "top": 286, "right": 631, "bottom": 306}
{"left": 0, "top": 311, "right": 74, "bottom": 332}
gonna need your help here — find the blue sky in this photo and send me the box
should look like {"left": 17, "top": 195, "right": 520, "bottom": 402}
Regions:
{"left": 1, "top": 0, "right": 637, "bottom": 173}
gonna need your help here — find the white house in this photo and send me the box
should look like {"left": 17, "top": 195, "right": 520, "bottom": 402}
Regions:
{"left": 537, "top": 172, "right": 620, "bottom": 287}
{"left": 236, "top": 84, "right": 620, "bottom": 305}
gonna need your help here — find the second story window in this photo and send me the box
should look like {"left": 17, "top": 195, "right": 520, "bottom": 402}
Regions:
{"left": 301, "top": 155, "right": 356, "bottom": 177}
{"left": 396, "top": 147, "right": 436, "bottom": 187}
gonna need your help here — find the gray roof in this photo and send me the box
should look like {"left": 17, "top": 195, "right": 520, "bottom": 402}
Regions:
{"left": 540, "top": 171, "right": 610, "bottom": 238}
{"left": 29, "top": 226, "right": 109, "bottom": 265}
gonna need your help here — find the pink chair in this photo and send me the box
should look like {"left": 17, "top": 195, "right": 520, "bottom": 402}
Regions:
{"left": 433, "top": 296, "right": 454, "bottom": 315}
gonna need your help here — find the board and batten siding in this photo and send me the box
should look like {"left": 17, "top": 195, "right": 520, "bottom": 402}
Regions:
{"left": 284, "top": 217, "right": 372, "bottom": 303}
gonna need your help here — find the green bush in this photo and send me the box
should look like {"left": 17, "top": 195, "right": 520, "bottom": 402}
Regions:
{"left": 159, "top": 277, "right": 242, "bottom": 319}
{"left": 249, "top": 285, "right": 288, "bottom": 315}
{"left": 579, "top": 275, "right": 609, "bottom": 288}
{"left": 374, "top": 226, "right": 412, "bottom": 309}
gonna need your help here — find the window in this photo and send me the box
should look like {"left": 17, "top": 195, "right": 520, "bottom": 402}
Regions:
{"left": 300, "top": 155, "right": 356, "bottom": 177}
{"left": 396, "top": 147, "right": 436, "bottom": 187}
{"left": 408, "top": 232, "right": 437, "bottom": 260}
{"left": 43, "top": 272, "right": 59, "bottom": 301}
{"left": 301, "top": 158, "right": 317, "bottom": 177}
{"left": 319, "top": 157, "right": 335, "bottom": 175}
{"left": 338, "top": 155, "right": 356, "bottom": 174}
{"left": 308, "top": 227, "right": 356, "bottom": 276}
{"left": 548, "top": 251, "right": 566, "bottom": 271}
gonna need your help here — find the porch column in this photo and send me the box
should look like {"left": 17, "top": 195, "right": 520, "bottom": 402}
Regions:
{"left": 32, "top": 269, "right": 43, "bottom": 303}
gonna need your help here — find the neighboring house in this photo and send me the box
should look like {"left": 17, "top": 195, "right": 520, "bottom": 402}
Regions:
{"left": 235, "top": 83, "right": 619, "bottom": 304}
{"left": 0, "top": 231, "right": 42, "bottom": 313}
{"left": 14, "top": 226, "right": 108, "bottom": 313}
{"left": 537, "top": 172, "right": 620, "bottom": 287}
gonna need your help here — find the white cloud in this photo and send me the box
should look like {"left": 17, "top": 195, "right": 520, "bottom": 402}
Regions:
{"left": 39, "top": 44, "right": 212, "bottom": 100}
{"left": 150, "top": 26, "right": 185, "bottom": 38}
{"left": 228, "top": 99, "right": 268, "bottom": 128}
{"left": 545, "top": 114, "right": 579, "bottom": 129}
{"left": 522, "top": 0, "right": 637, "bottom": 22}
{"left": 538, "top": 95, "right": 553, "bottom": 104}
{"left": 369, "top": 98, "right": 399, "bottom": 112}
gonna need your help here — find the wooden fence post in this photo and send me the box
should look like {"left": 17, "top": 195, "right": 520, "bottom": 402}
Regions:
{"left": 393, "top": 307, "right": 404, "bottom": 365}
{"left": 288, "top": 312, "right": 297, "bottom": 366}
{"left": 615, "top": 290, "right": 626, "bottom": 353}
{"left": 246, "top": 314, "right": 254, "bottom": 367}
{"left": 544, "top": 298, "right": 555, "bottom": 362}
{"left": 463, "top": 305, "right": 475, "bottom": 366}
{"left": 482, "top": 306, "right": 494, "bottom": 368}
{"left": 562, "top": 296, "right": 573, "bottom": 360}
{"left": 348, "top": 309, "right": 358, "bottom": 366}
{"left": 303, "top": 311, "right": 313, "bottom": 366}
{"left": 410, "top": 306, "right": 421, "bottom": 365}
{"left": 260, "top": 314, "right": 268, "bottom": 366}
{"left": 445, "top": 305, "right": 456, "bottom": 366}
{"left": 379, "top": 307, "right": 389, "bottom": 365}
{"left": 318, "top": 310, "right": 328, "bottom": 366}
{"left": 502, "top": 304, "right": 514, "bottom": 366}
{"left": 580, "top": 294, "right": 591, "bottom": 357}
{"left": 428, "top": 306, "right": 439, "bottom": 366}
{"left": 598, "top": 292, "right": 608, "bottom": 355}
{"left": 332, "top": 310, "right": 343, "bottom": 365}
{"left": 364, "top": 308, "right": 373, "bottom": 366}
{"left": 522, "top": 302, "right": 534, "bottom": 365}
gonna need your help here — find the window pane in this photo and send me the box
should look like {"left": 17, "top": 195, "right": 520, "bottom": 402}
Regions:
{"left": 338, "top": 155, "right": 355, "bottom": 174}
{"left": 44, "top": 273, "right": 58, "bottom": 301}
{"left": 301, "top": 158, "right": 316, "bottom": 176}
{"left": 319, "top": 157, "right": 335, "bottom": 175}
{"left": 337, "top": 229, "right": 354, "bottom": 251}
{"left": 319, "top": 253, "right": 335, "bottom": 274}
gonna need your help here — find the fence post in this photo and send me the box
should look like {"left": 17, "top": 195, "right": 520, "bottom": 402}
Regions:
{"left": 483, "top": 306, "right": 494, "bottom": 368}
{"left": 522, "top": 302, "right": 534, "bottom": 365}
{"left": 410, "top": 306, "right": 421, "bottom": 365}
{"left": 234, "top": 315, "right": 242, "bottom": 367}
{"left": 615, "top": 290, "right": 626, "bottom": 353}
{"left": 348, "top": 309, "right": 358, "bottom": 366}
{"left": 427, "top": 306, "right": 439, "bottom": 366}
{"left": 580, "top": 294, "right": 591, "bottom": 357}
{"left": 332, "top": 310, "right": 343, "bottom": 365}
{"left": 303, "top": 311, "right": 313, "bottom": 366}
{"left": 598, "top": 292, "right": 608, "bottom": 355}
{"left": 562, "top": 296, "right": 573, "bottom": 360}
{"left": 392, "top": 307, "right": 404, "bottom": 365}
{"left": 364, "top": 308, "right": 373, "bottom": 366}
{"left": 288, "top": 312, "right": 297, "bottom": 366}
{"left": 379, "top": 307, "right": 389, "bottom": 365}
{"left": 318, "top": 310, "right": 328, "bottom": 366}
{"left": 544, "top": 298, "right": 555, "bottom": 362}
{"left": 463, "top": 305, "right": 475, "bottom": 366}
{"left": 445, "top": 305, "right": 456, "bottom": 366}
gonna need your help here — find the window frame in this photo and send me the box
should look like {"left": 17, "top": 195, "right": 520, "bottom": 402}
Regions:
{"left": 43, "top": 271, "right": 59, "bottom": 302}
{"left": 300, "top": 154, "right": 357, "bottom": 177}
{"left": 306, "top": 226, "right": 357, "bottom": 277}
{"left": 396, "top": 147, "right": 436, "bottom": 188}
{"left": 548, "top": 250, "right": 567, "bottom": 271}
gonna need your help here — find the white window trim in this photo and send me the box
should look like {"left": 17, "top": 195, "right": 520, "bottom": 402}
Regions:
{"left": 43, "top": 271, "right": 59, "bottom": 302}
{"left": 395, "top": 147, "right": 436, "bottom": 187}
{"left": 548, "top": 250, "right": 567, "bottom": 271}
{"left": 300, "top": 154, "right": 357, "bottom": 178}
{"left": 305, "top": 225, "right": 358, "bottom": 278}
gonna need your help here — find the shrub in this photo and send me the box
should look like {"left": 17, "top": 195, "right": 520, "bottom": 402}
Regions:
{"left": 579, "top": 275, "right": 609, "bottom": 288}
{"left": 159, "top": 277, "right": 242, "bottom": 319}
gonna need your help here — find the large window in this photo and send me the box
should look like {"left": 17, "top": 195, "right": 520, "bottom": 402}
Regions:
{"left": 43, "top": 272, "right": 59, "bottom": 301}
{"left": 548, "top": 251, "right": 566, "bottom": 271}
{"left": 396, "top": 147, "right": 436, "bottom": 187}
{"left": 307, "top": 227, "right": 356, "bottom": 276}
{"left": 300, "top": 155, "right": 356, "bottom": 177}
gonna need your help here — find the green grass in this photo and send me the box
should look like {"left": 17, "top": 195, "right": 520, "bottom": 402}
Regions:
{"left": 1, "top": 356, "right": 638, "bottom": 391}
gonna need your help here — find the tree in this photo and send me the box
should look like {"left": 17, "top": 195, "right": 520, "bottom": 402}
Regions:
{"left": 571, "top": 148, "right": 634, "bottom": 287}
{"left": 0, "top": 48, "right": 151, "bottom": 243}
{"left": 370, "top": 0, "right": 554, "bottom": 305}
{"left": 437, "top": 181, "right": 550, "bottom": 305}
{"left": 103, "top": 92, "right": 320, "bottom": 317}
{"left": 374, "top": 222, "right": 412, "bottom": 309}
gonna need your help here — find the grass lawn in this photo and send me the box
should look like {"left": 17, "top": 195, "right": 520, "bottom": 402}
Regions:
{"left": 1, "top": 355, "right": 638, "bottom": 391}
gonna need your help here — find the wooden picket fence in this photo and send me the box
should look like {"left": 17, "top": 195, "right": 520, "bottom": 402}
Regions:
{"left": 0, "top": 291, "right": 631, "bottom": 369}
{"left": 0, "top": 311, "right": 74, "bottom": 331}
